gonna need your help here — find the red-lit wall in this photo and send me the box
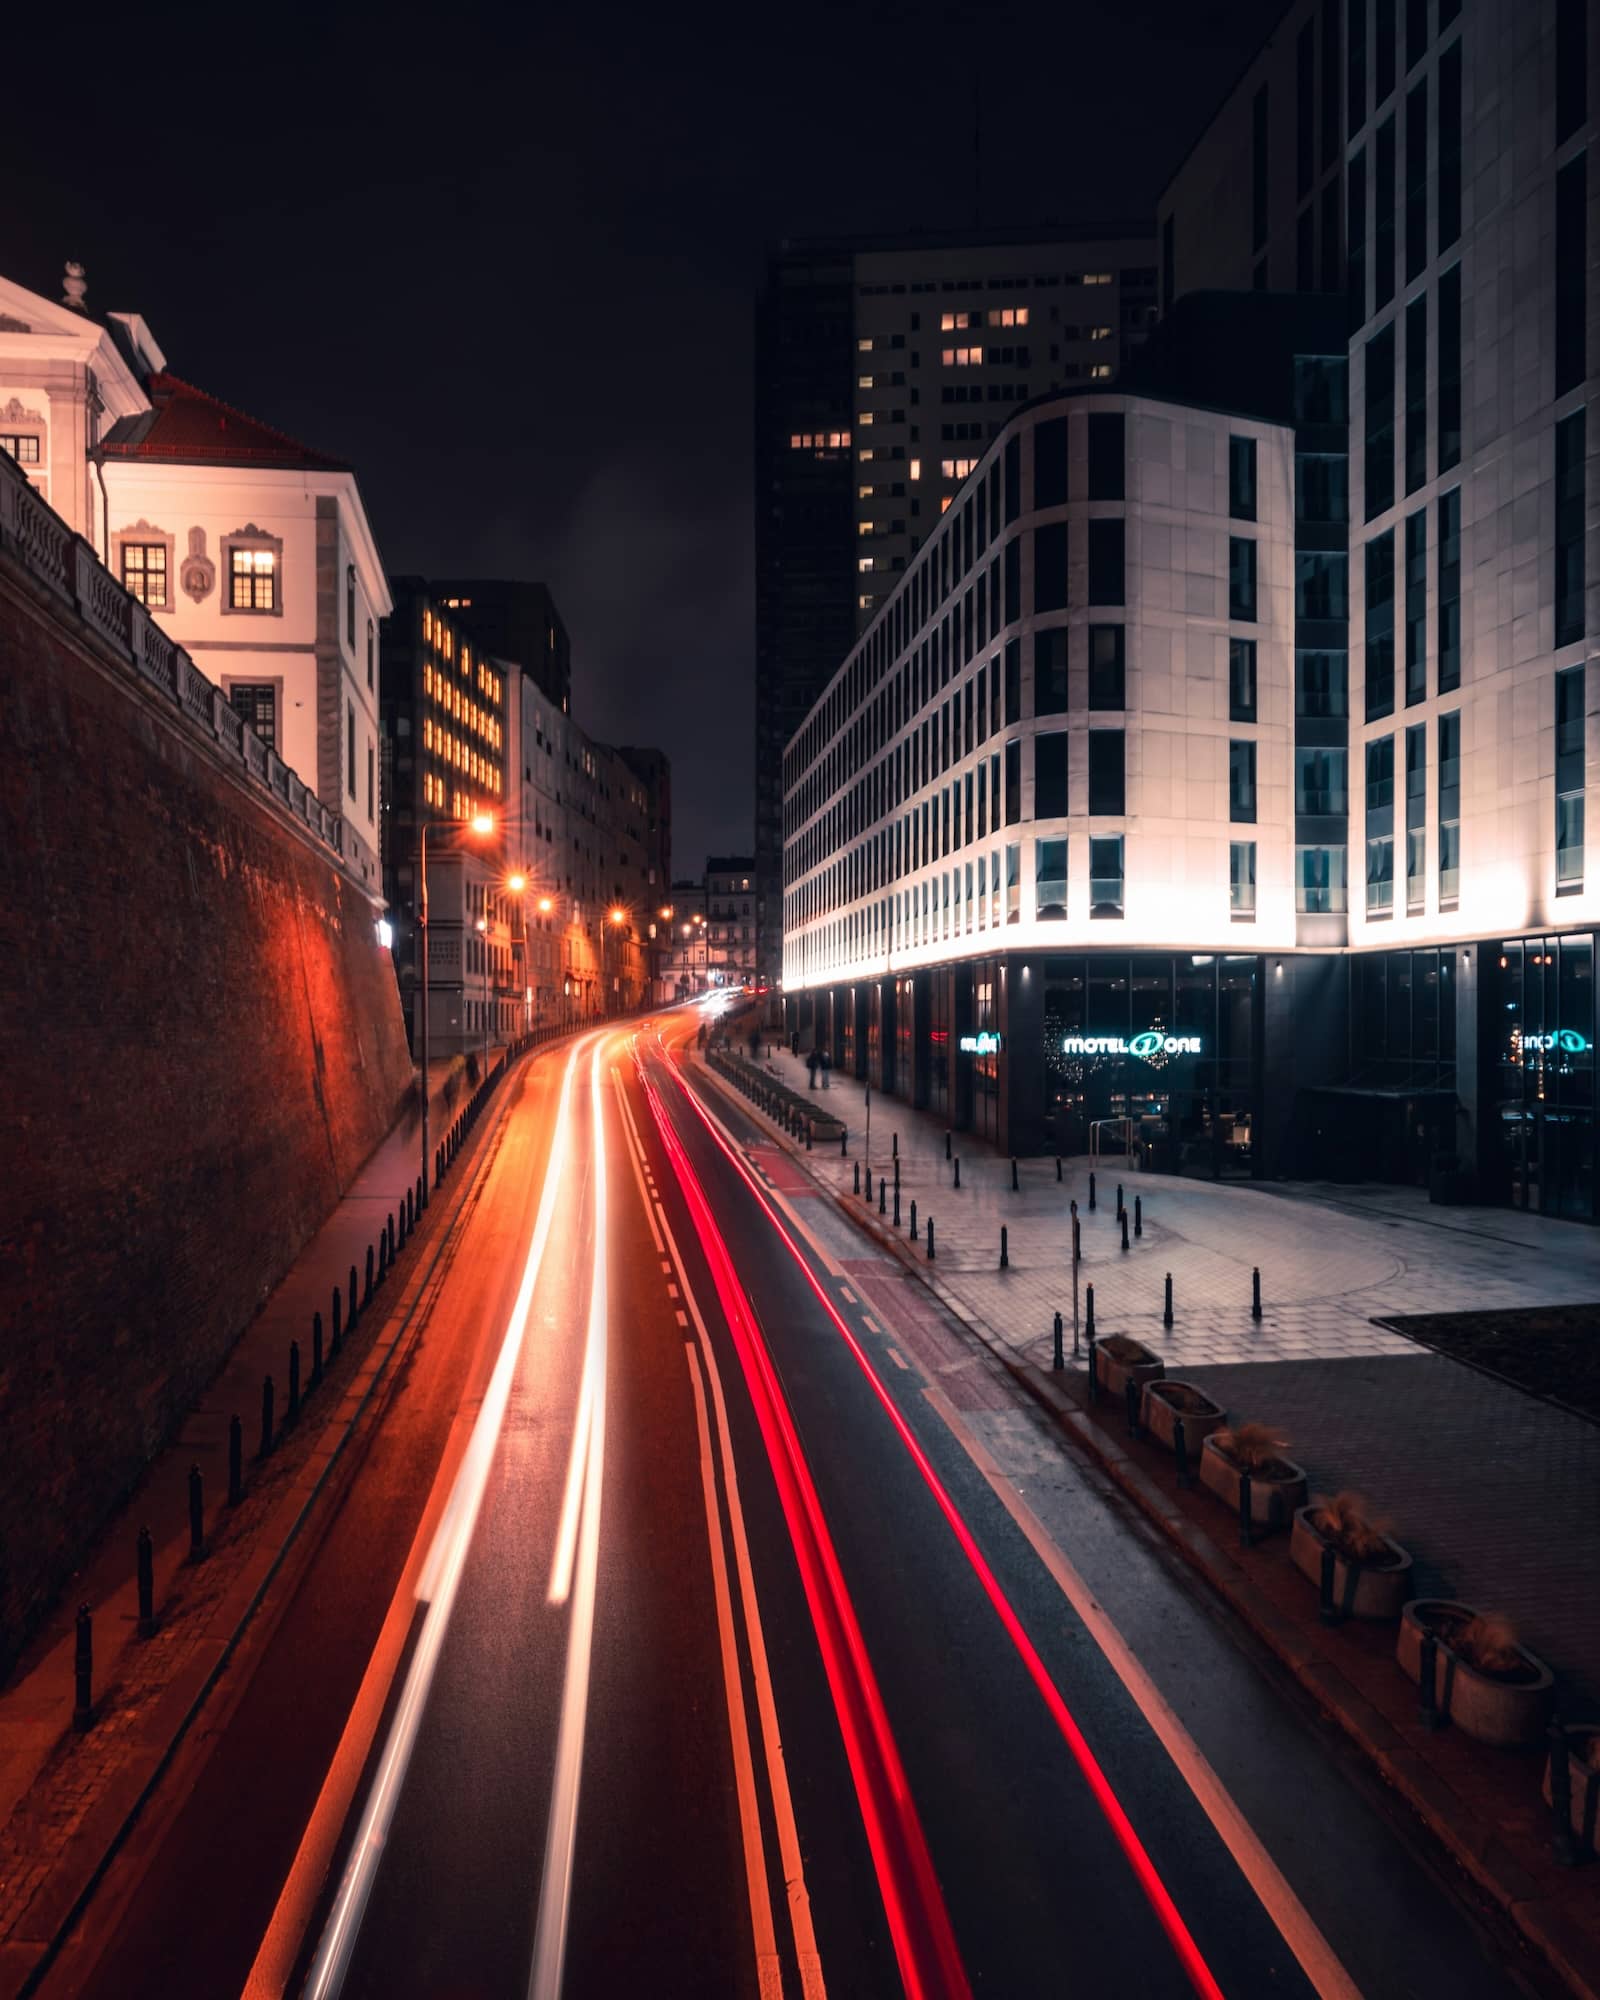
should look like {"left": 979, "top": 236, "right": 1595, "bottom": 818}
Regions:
{"left": 0, "top": 559, "right": 414, "bottom": 1670}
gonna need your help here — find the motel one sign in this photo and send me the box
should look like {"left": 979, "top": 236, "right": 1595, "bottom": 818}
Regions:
{"left": 1062, "top": 1030, "right": 1203, "bottom": 1058}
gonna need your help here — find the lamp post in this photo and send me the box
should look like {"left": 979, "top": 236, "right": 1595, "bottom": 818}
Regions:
{"left": 418, "top": 810, "right": 493, "bottom": 1208}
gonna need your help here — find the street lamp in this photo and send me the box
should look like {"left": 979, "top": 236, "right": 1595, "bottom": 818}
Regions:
{"left": 418, "top": 809, "right": 494, "bottom": 1208}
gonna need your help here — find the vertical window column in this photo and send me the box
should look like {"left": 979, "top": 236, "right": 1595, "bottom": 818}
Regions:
{"left": 1437, "top": 709, "right": 1460, "bottom": 906}
{"left": 1366, "top": 733, "right": 1395, "bottom": 912}
{"left": 1366, "top": 529, "right": 1396, "bottom": 718}
{"left": 1405, "top": 722, "right": 1426, "bottom": 911}
{"left": 1557, "top": 664, "right": 1586, "bottom": 891}
{"left": 1557, "top": 410, "right": 1587, "bottom": 649}
{"left": 1404, "top": 510, "right": 1427, "bottom": 702}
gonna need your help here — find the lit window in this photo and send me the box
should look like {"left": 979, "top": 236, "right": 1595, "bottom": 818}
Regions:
{"left": 859, "top": 448, "right": 876, "bottom": 462}
{"left": 909, "top": 457, "right": 922, "bottom": 480}
{"left": 858, "top": 556, "right": 874, "bottom": 572}
{"left": 1089, "top": 364, "right": 1112, "bottom": 380}
{"left": 0, "top": 434, "right": 41, "bottom": 464}
{"left": 941, "top": 345, "right": 984, "bottom": 367}
{"left": 121, "top": 543, "right": 168, "bottom": 607}
{"left": 940, "top": 496, "right": 953, "bottom": 514}
{"left": 858, "top": 374, "right": 874, "bottom": 389}
{"left": 1083, "top": 272, "right": 1113, "bottom": 284}
{"left": 859, "top": 520, "right": 876, "bottom": 536}
{"left": 940, "top": 457, "right": 978, "bottom": 480}
{"left": 859, "top": 411, "right": 874, "bottom": 426}
{"left": 858, "top": 337, "right": 873, "bottom": 351}
{"left": 858, "top": 593, "right": 874, "bottom": 609}
{"left": 1089, "top": 326, "right": 1113, "bottom": 340}
{"left": 229, "top": 546, "right": 276, "bottom": 612}
{"left": 985, "top": 307, "right": 1029, "bottom": 328}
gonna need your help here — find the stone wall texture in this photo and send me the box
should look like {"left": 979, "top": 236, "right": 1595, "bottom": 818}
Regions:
{"left": 0, "top": 557, "right": 413, "bottom": 1671}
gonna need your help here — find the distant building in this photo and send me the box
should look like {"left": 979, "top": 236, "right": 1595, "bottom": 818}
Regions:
{"left": 755, "top": 228, "right": 1157, "bottom": 983}
{"left": 704, "top": 857, "right": 760, "bottom": 987}
{"left": 659, "top": 879, "right": 709, "bottom": 999}
{"left": 0, "top": 263, "right": 390, "bottom": 893}
{"left": 432, "top": 577, "right": 572, "bottom": 714}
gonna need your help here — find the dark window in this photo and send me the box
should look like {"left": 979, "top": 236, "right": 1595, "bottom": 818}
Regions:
{"left": 1437, "top": 486, "right": 1461, "bottom": 690}
{"left": 1375, "top": 0, "right": 1396, "bottom": 102}
{"left": 1228, "top": 536, "right": 1257, "bottom": 621}
{"left": 366, "top": 618, "right": 375, "bottom": 690}
{"left": 1297, "top": 551, "right": 1349, "bottom": 620}
{"left": 1348, "top": 148, "right": 1368, "bottom": 332}
{"left": 347, "top": 701, "right": 357, "bottom": 796}
{"left": 1004, "top": 536, "right": 1021, "bottom": 623}
{"left": 1231, "top": 841, "right": 1257, "bottom": 917}
{"left": 1405, "top": 722, "right": 1426, "bottom": 908}
{"left": 1229, "top": 739, "right": 1257, "bottom": 822}
{"left": 1088, "top": 625, "right": 1126, "bottom": 709}
{"left": 1438, "top": 707, "right": 1460, "bottom": 904}
{"left": 1034, "top": 416, "right": 1069, "bottom": 508}
{"left": 1405, "top": 509, "right": 1427, "bottom": 702}
{"left": 1005, "top": 738, "right": 1021, "bottom": 824}
{"left": 1557, "top": 409, "right": 1587, "bottom": 648}
{"left": 1003, "top": 435, "right": 1021, "bottom": 522}
{"left": 1035, "top": 731, "right": 1070, "bottom": 818}
{"left": 1323, "top": 0, "right": 1343, "bottom": 167}
{"left": 1322, "top": 177, "right": 1344, "bottom": 291}
{"left": 1229, "top": 638, "right": 1258, "bottom": 721}
{"left": 1088, "top": 518, "right": 1125, "bottom": 605}
{"left": 1297, "top": 23, "right": 1316, "bottom": 198}
{"left": 1364, "top": 321, "right": 1395, "bottom": 518}
{"left": 1374, "top": 115, "right": 1396, "bottom": 310}
{"left": 1367, "top": 736, "right": 1395, "bottom": 911}
{"left": 1559, "top": 0, "right": 1588, "bottom": 145}
{"left": 1437, "top": 263, "right": 1461, "bottom": 471}
{"left": 367, "top": 743, "right": 375, "bottom": 824}
{"left": 228, "top": 681, "right": 277, "bottom": 747}
{"left": 1034, "top": 522, "right": 1069, "bottom": 613}
{"left": 1349, "top": 0, "right": 1367, "bottom": 135}
{"left": 1404, "top": 294, "right": 1427, "bottom": 493}
{"left": 1035, "top": 629, "right": 1069, "bottom": 714}
{"left": 1297, "top": 745, "right": 1348, "bottom": 812}
{"left": 1089, "top": 835, "right": 1124, "bottom": 918}
{"left": 1405, "top": 79, "right": 1428, "bottom": 282}
{"left": 1252, "top": 85, "right": 1270, "bottom": 252}
{"left": 121, "top": 542, "right": 167, "bottom": 607}
{"left": 1229, "top": 434, "right": 1258, "bottom": 520}
{"left": 1297, "top": 648, "right": 1349, "bottom": 716}
{"left": 1366, "top": 528, "right": 1396, "bottom": 719}
{"left": 1036, "top": 838, "right": 1068, "bottom": 919}
{"left": 1087, "top": 412, "right": 1125, "bottom": 500}
{"left": 1294, "top": 353, "right": 1349, "bottom": 423}
{"left": 1438, "top": 41, "right": 1461, "bottom": 250}
{"left": 1004, "top": 638, "right": 1022, "bottom": 723}
{"left": 1298, "top": 452, "right": 1350, "bottom": 522}
{"left": 345, "top": 564, "right": 356, "bottom": 648}
{"left": 1558, "top": 665, "right": 1586, "bottom": 888}
{"left": 1406, "top": 0, "right": 1427, "bottom": 69}
{"left": 1557, "top": 154, "right": 1588, "bottom": 397}
{"left": 1088, "top": 730, "right": 1125, "bottom": 815}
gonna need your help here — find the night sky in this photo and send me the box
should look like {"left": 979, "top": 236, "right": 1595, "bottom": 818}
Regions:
{"left": 10, "top": 0, "right": 1284, "bottom": 868}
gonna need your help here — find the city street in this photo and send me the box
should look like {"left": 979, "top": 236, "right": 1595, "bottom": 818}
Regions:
{"left": 35, "top": 1014, "right": 1552, "bottom": 2000}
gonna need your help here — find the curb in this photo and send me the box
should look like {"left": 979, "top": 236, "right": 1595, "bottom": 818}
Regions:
{"left": 696, "top": 1056, "right": 1600, "bottom": 2000}
{"left": 0, "top": 1043, "right": 538, "bottom": 2000}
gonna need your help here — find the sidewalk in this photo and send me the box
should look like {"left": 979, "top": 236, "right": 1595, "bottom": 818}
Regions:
{"left": 730, "top": 1045, "right": 1600, "bottom": 1997}
{"left": 0, "top": 1045, "right": 518, "bottom": 1998}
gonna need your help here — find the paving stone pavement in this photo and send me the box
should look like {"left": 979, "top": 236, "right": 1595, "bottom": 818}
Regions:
{"left": 750, "top": 1041, "right": 1600, "bottom": 1705}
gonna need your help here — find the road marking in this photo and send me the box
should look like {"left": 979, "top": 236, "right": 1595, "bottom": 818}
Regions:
{"left": 839, "top": 1285, "right": 857, "bottom": 1304}
{"left": 885, "top": 1347, "right": 910, "bottom": 1372}
{"left": 528, "top": 1049, "right": 611, "bottom": 2000}
{"left": 298, "top": 1042, "right": 586, "bottom": 2000}
{"left": 920, "top": 1384, "right": 1364, "bottom": 2000}
{"left": 621, "top": 1059, "right": 826, "bottom": 2000}
{"left": 684, "top": 1341, "right": 785, "bottom": 2000}
{"left": 614, "top": 1080, "right": 665, "bottom": 1256}
{"left": 667, "top": 1281, "right": 680, "bottom": 1298}
{"left": 862, "top": 1315, "right": 881, "bottom": 1333}
{"left": 676, "top": 1309, "right": 689, "bottom": 1328}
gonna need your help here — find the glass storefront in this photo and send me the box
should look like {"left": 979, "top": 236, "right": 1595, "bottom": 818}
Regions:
{"left": 894, "top": 976, "right": 917, "bottom": 1107}
{"left": 1487, "top": 934, "right": 1594, "bottom": 1221}
{"left": 1038, "top": 952, "right": 1259, "bottom": 1178}
{"left": 972, "top": 965, "right": 1000, "bottom": 1145}
{"left": 928, "top": 969, "right": 954, "bottom": 1124}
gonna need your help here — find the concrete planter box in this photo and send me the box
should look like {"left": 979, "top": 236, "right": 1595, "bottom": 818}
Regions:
{"left": 1290, "top": 1505, "right": 1412, "bottom": 1620}
{"left": 1543, "top": 1725, "right": 1600, "bottom": 1851}
{"left": 1094, "top": 1337, "right": 1165, "bottom": 1404}
{"left": 1199, "top": 1439, "right": 1308, "bottom": 1533}
{"left": 1139, "top": 1380, "right": 1224, "bottom": 1454}
{"left": 1397, "top": 1600, "right": 1555, "bottom": 1747}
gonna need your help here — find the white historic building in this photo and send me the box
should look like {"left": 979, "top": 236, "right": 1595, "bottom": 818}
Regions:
{"left": 0, "top": 265, "right": 389, "bottom": 891}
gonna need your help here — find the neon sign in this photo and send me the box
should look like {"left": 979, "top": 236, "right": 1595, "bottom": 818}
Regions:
{"left": 1062, "top": 1031, "right": 1202, "bottom": 1058}
{"left": 958, "top": 1031, "right": 1002, "bottom": 1055}
{"left": 1522, "top": 1029, "right": 1590, "bottom": 1053}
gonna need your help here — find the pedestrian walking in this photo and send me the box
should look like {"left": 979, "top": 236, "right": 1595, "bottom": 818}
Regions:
{"left": 807, "top": 1048, "right": 820, "bottom": 1089}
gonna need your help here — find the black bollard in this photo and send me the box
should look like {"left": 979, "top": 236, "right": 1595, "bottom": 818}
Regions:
{"left": 1085, "top": 1283, "right": 1096, "bottom": 1340}
{"left": 378, "top": 1228, "right": 388, "bottom": 1282}
{"left": 1053, "top": 1310, "right": 1064, "bottom": 1370}
{"left": 1087, "top": 1333, "right": 1099, "bottom": 1403}
{"left": 1000, "top": 1225, "right": 1009, "bottom": 1269}
{"left": 1011, "top": 1157, "right": 1019, "bottom": 1192}
{"left": 389, "top": 1212, "right": 397, "bottom": 1264}
{"left": 954, "top": 1157, "right": 961, "bottom": 1189}
{"left": 879, "top": 1178, "right": 886, "bottom": 1215}
{"left": 1174, "top": 1417, "right": 1193, "bottom": 1489}
{"left": 260, "top": 1374, "right": 275, "bottom": 1459}
{"left": 853, "top": 1159, "right": 861, "bottom": 1196}
{"left": 894, "top": 1155, "right": 900, "bottom": 1188}
{"left": 927, "top": 1216, "right": 936, "bottom": 1260}
{"left": 228, "top": 1415, "right": 243, "bottom": 1507}
{"left": 73, "top": 1605, "right": 93, "bottom": 1731}
{"left": 1117, "top": 1181, "right": 1125, "bottom": 1220}
{"left": 1549, "top": 1720, "right": 1581, "bottom": 1866}
{"left": 840, "top": 1129, "right": 847, "bottom": 1157}
{"left": 1056, "top": 1156, "right": 1063, "bottom": 1181}
{"left": 1125, "top": 1377, "right": 1139, "bottom": 1436}
{"left": 288, "top": 1339, "right": 301, "bottom": 1425}
{"left": 1252, "top": 1267, "right": 1263, "bottom": 1321}
{"left": 1135, "top": 1195, "right": 1143, "bottom": 1238}
{"left": 137, "top": 1526, "right": 156, "bottom": 1638}
{"left": 349, "top": 1264, "right": 359, "bottom": 1329}
{"left": 1418, "top": 1630, "right": 1442, "bottom": 1729}
{"left": 945, "top": 1130, "right": 952, "bottom": 1160}
{"left": 188, "top": 1462, "right": 205, "bottom": 1562}
{"left": 1073, "top": 1216, "right": 1081, "bottom": 1265}
{"left": 364, "top": 1245, "right": 374, "bottom": 1306}
{"left": 893, "top": 1132, "right": 899, "bottom": 1159}
{"left": 1239, "top": 1471, "right": 1254, "bottom": 1548}
{"left": 312, "top": 1310, "right": 324, "bottom": 1388}
{"left": 1319, "top": 1543, "right": 1340, "bottom": 1623}
{"left": 865, "top": 1165, "right": 873, "bottom": 1201}
{"left": 332, "top": 1285, "right": 342, "bottom": 1354}
{"left": 1163, "top": 1272, "right": 1174, "bottom": 1328}
{"left": 893, "top": 1186, "right": 901, "bottom": 1227}
{"left": 1089, "top": 1171, "right": 1097, "bottom": 1211}
{"left": 1121, "top": 1210, "right": 1130, "bottom": 1253}
{"left": 910, "top": 1198, "right": 919, "bottom": 1242}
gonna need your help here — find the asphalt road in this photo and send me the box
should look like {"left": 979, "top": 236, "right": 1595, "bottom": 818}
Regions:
{"left": 40, "top": 1011, "right": 1554, "bottom": 2000}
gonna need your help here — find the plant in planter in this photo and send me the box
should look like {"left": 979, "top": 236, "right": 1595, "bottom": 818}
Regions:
{"left": 1093, "top": 1333, "right": 1165, "bottom": 1402}
{"left": 1290, "top": 1490, "right": 1413, "bottom": 1620}
{"left": 1397, "top": 1602, "right": 1555, "bottom": 1747}
{"left": 1139, "top": 1378, "right": 1224, "bottom": 1454}
{"left": 1543, "top": 1724, "right": 1600, "bottom": 1854}
{"left": 1199, "top": 1422, "right": 1308, "bottom": 1532}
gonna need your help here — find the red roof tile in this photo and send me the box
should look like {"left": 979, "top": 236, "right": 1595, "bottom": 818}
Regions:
{"left": 100, "top": 372, "right": 348, "bottom": 471}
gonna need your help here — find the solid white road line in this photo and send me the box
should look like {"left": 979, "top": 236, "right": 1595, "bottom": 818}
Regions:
{"left": 684, "top": 1341, "right": 785, "bottom": 2000}
{"left": 301, "top": 1044, "right": 584, "bottom": 2000}
{"left": 528, "top": 1049, "right": 610, "bottom": 2000}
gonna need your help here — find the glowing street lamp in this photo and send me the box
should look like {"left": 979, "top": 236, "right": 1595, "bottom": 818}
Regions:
{"left": 507, "top": 872, "right": 528, "bottom": 895}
